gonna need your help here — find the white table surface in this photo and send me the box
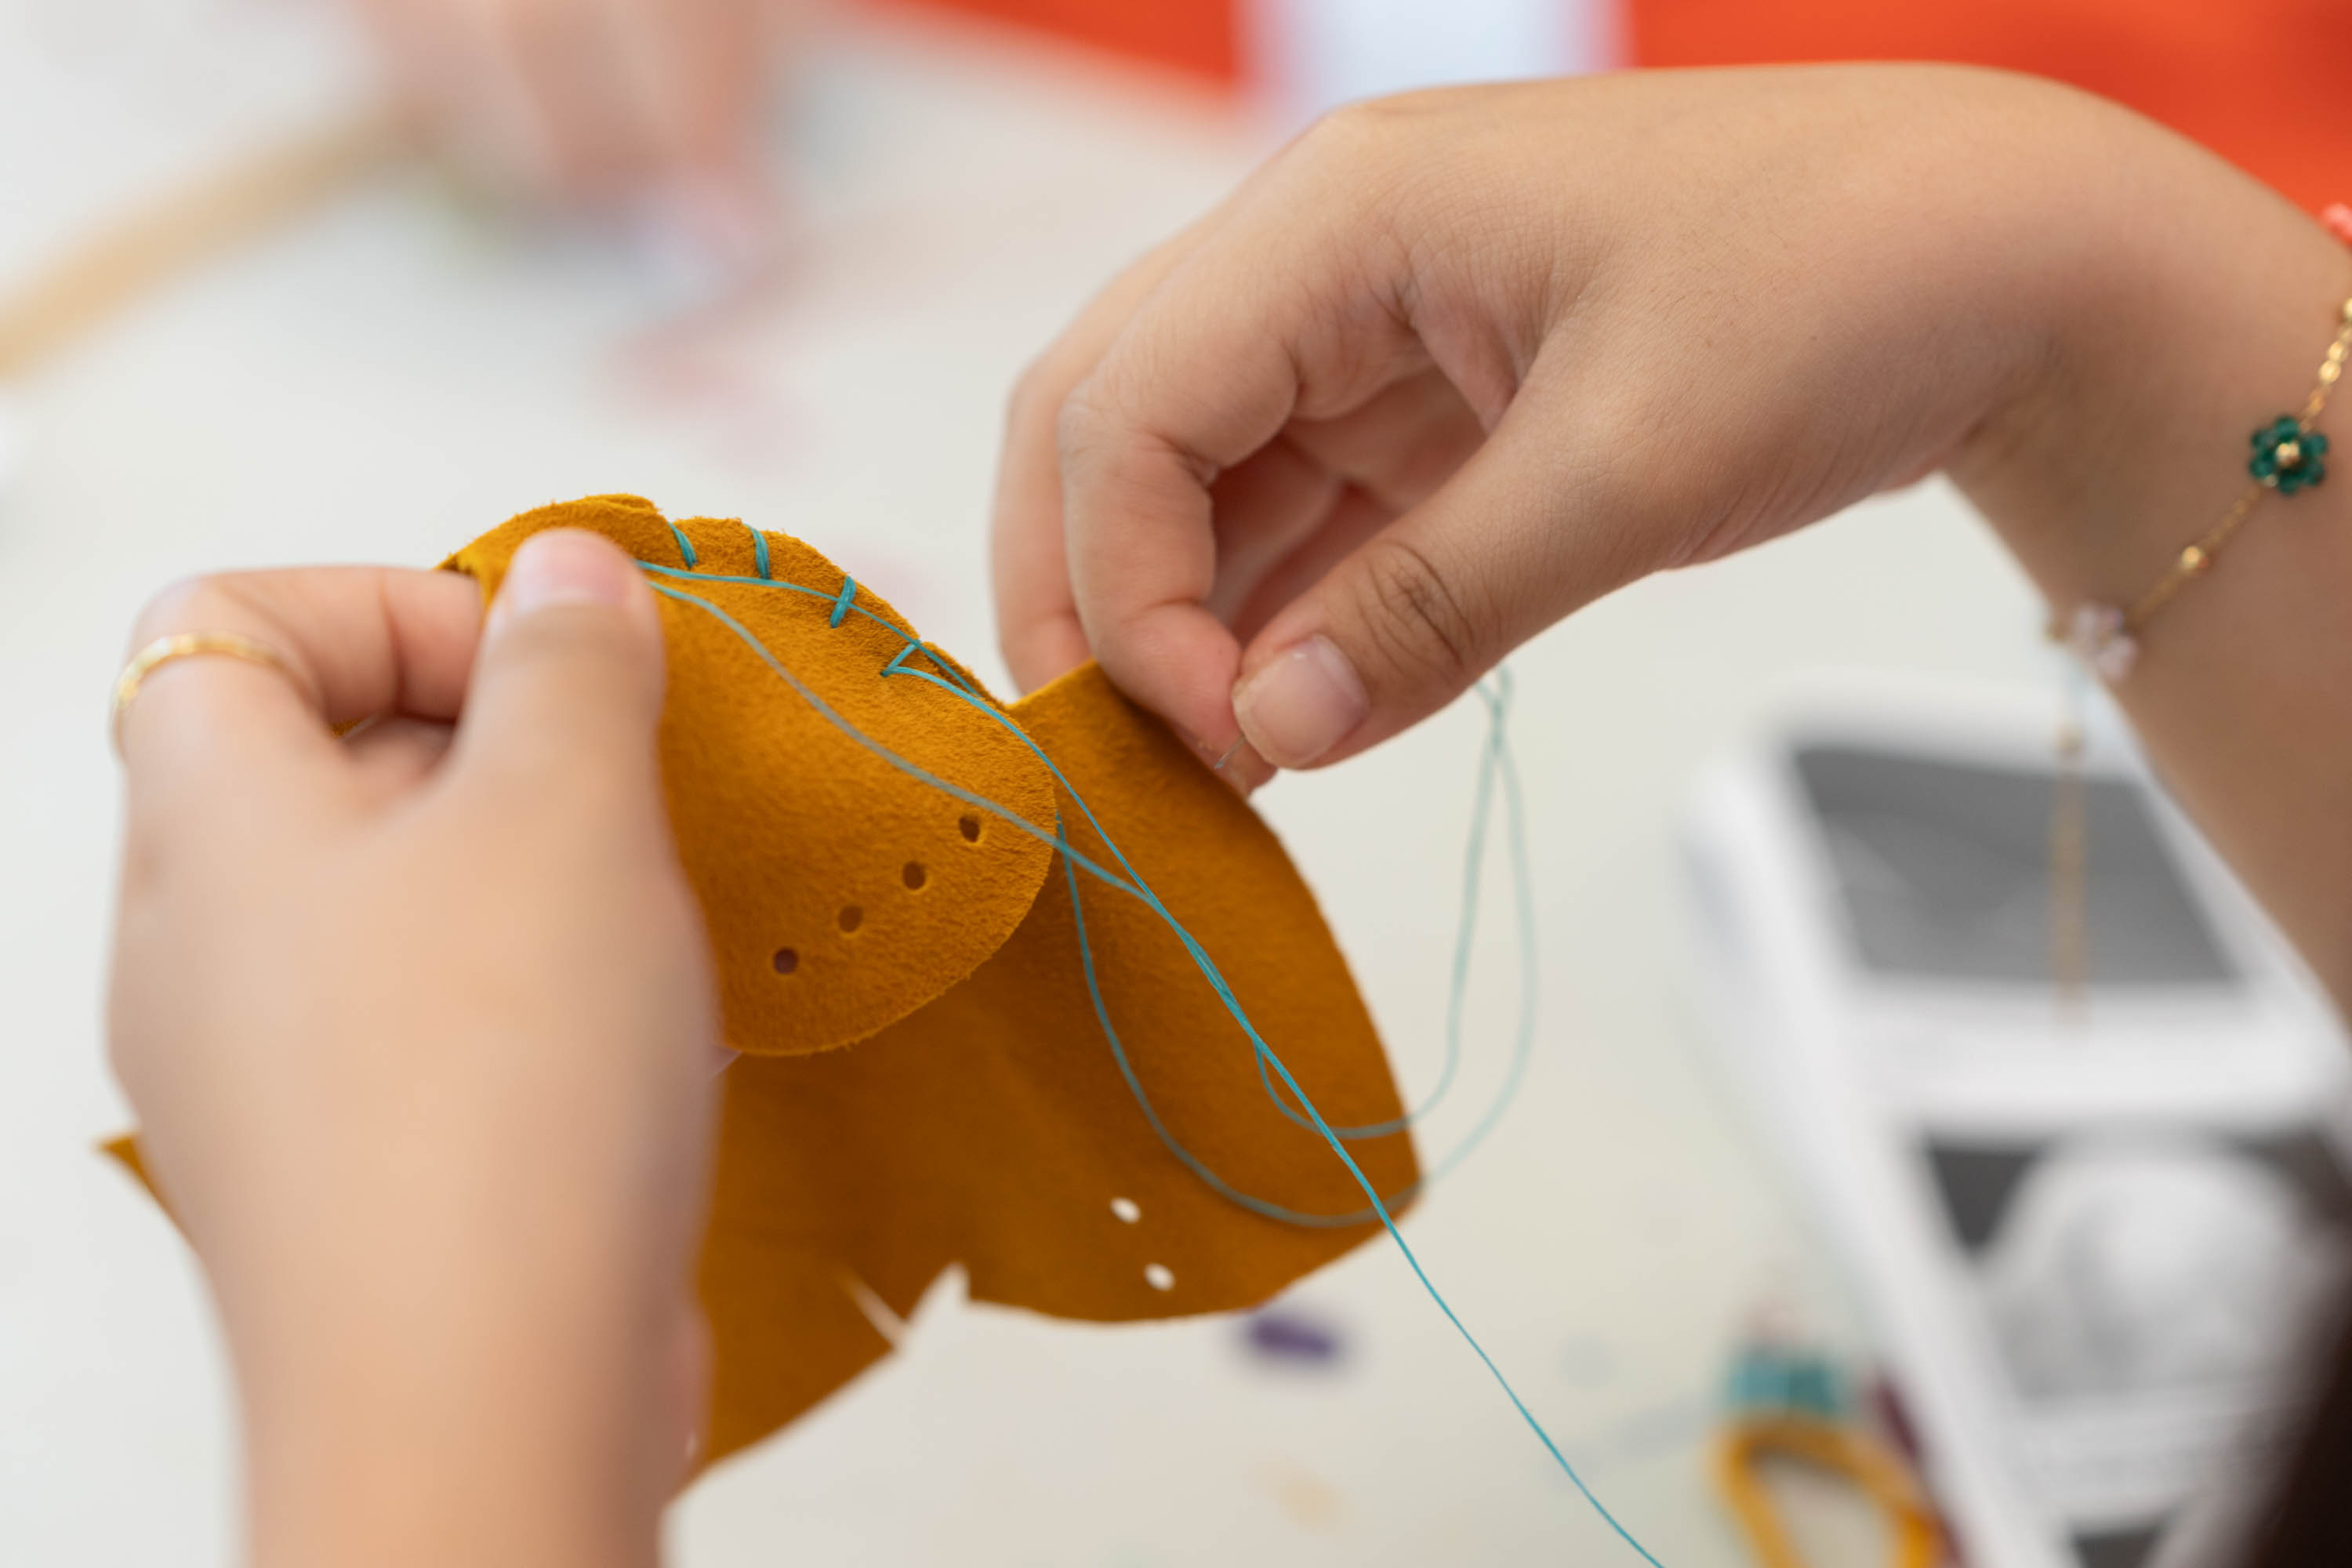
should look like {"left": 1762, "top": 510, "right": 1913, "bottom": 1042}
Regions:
{"left": 0, "top": 9, "right": 2057, "bottom": 1565}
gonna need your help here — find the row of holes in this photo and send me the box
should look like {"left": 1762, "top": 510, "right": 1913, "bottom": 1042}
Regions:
{"left": 770, "top": 814, "right": 989, "bottom": 975}
{"left": 757, "top": 813, "right": 1178, "bottom": 1287}
{"left": 1111, "top": 1196, "right": 1174, "bottom": 1291}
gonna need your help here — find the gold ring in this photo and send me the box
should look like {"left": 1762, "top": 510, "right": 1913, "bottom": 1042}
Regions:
{"left": 111, "top": 630, "right": 303, "bottom": 753}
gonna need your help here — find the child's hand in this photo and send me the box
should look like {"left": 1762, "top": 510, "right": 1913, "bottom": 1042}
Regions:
{"left": 988, "top": 66, "right": 2274, "bottom": 780}
{"left": 107, "top": 532, "right": 715, "bottom": 1568}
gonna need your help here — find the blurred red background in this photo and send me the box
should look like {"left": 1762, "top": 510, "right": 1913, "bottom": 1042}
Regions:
{"left": 906, "top": 0, "right": 2350, "bottom": 213}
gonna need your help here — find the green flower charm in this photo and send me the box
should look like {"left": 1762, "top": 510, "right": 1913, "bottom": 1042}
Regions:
{"left": 2250, "top": 416, "right": 2328, "bottom": 493}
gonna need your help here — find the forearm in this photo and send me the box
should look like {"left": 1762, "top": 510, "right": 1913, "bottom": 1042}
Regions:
{"left": 1954, "top": 133, "right": 2352, "bottom": 1007}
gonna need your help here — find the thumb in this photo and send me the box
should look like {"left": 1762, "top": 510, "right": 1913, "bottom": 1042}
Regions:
{"left": 1229, "top": 397, "right": 1633, "bottom": 771}
{"left": 456, "top": 528, "right": 669, "bottom": 793}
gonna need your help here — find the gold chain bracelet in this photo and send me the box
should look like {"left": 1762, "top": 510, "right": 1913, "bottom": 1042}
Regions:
{"left": 2045, "top": 254, "right": 2351, "bottom": 1004}
{"left": 2051, "top": 295, "right": 2352, "bottom": 678}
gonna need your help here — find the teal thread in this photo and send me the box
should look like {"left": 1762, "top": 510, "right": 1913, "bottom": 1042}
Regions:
{"left": 641, "top": 563, "right": 1497, "bottom": 1132}
{"left": 666, "top": 523, "right": 699, "bottom": 569}
{"left": 641, "top": 563, "right": 952, "bottom": 661}
{"left": 1053, "top": 673, "right": 1529, "bottom": 1220}
{"left": 638, "top": 561, "right": 1497, "bottom": 1145}
{"left": 829, "top": 575, "right": 858, "bottom": 628}
{"left": 1053, "top": 673, "right": 1534, "bottom": 1226}
{"left": 1247, "top": 669, "right": 1516, "bottom": 1142}
{"left": 748, "top": 524, "right": 771, "bottom": 579}
{"left": 644, "top": 579, "right": 1133, "bottom": 886}
{"left": 646, "top": 566, "right": 1413, "bottom": 1164}
{"left": 639, "top": 564, "right": 1661, "bottom": 1564}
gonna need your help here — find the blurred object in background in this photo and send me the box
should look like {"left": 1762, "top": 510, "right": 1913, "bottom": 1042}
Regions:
{"left": 1982, "top": 1136, "right": 2344, "bottom": 1403}
{"left": 353, "top": 0, "right": 804, "bottom": 270}
{"left": 1678, "top": 680, "right": 2352, "bottom": 1568}
{"left": 1243, "top": 0, "right": 1614, "bottom": 126}
{"left": 899, "top": 0, "right": 1618, "bottom": 118}
{"left": 6, "top": 0, "right": 2337, "bottom": 387}
{"left": 0, "top": 0, "right": 794, "bottom": 392}
{"left": 0, "top": 0, "right": 376, "bottom": 285}
{"left": 893, "top": 0, "right": 1240, "bottom": 84}
{"left": 1712, "top": 1324, "right": 1944, "bottom": 1568}
{"left": 0, "top": 107, "right": 404, "bottom": 383}
{"left": 0, "top": 391, "right": 19, "bottom": 501}
{"left": 905, "top": 0, "right": 2344, "bottom": 211}
{"left": 22, "top": 0, "right": 2328, "bottom": 403}
{"left": 1627, "top": 0, "right": 2352, "bottom": 213}
{"left": 1240, "top": 1304, "right": 1347, "bottom": 1369}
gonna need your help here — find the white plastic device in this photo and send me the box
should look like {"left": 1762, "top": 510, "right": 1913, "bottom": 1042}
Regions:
{"left": 1676, "top": 678, "right": 2352, "bottom": 1568}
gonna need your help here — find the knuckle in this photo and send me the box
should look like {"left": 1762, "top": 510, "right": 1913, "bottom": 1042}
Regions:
{"left": 129, "top": 575, "right": 232, "bottom": 645}
{"left": 1294, "top": 89, "right": 1464, "bottom": 183}
{"left": 1052, "top": 377, "right": 1112, "bottom": 472}
{"left": 1348, "top": 534, "right": 1483, "bottom": 686}
{"left": 129, "top": 572, "right": 289, "bottom": 653}
{"left": 1054, "top": 376, "right": 1219, "bottom": 498}
{"left": 1301, "top": 96, "right": 1406, "bottom": 162}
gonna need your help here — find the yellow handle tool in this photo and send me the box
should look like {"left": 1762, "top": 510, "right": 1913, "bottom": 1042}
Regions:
{"left": 1715, "top": 1411, "right": 1944, "bottom": 1568}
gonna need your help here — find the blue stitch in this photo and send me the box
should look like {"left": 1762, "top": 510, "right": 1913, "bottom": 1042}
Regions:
{"left": 829, "top": 575, "right": 857, "bottom": 628}
{"left": 666, "top": 523, "right": 699, "bottom": 569}
{"left": 748, "top": 524, "right": 771, "bottom": 579}
{"left": 641, "top": 574, "right": 1659, "bottom": 1566}
{"left": 640, "top": 560, "right": 1509, "bottom": 1142}
{"left": 638, "top": 564, "right": 987, "bottom": 700}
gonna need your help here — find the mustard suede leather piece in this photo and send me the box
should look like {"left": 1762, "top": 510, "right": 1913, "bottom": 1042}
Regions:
{"left": 448, "top": 495, "right": 1059, "bottom": 1057}
{"left": 109, "top": 496, "right": 1417, "bottom": 1473}
{"left": 700, "top": 659, "right": 1417, "bottom": 1464}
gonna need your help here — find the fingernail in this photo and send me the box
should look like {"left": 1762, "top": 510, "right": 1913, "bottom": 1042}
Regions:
{"left": 492, "top": 530, "right": 635, "bottom": 632}
{"left": 1232, "top": 635, "right": 1367, "bottom": 769}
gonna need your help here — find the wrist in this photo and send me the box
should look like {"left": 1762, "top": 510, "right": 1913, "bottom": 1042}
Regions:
{"left": 1951, "top": 117, "right": 2352, "bottom": 605}
{"left": 1948, "top": 143, "right": 2352, "bottom": 1004}
{"left": 227, "top": 1245, "right": 686, "bottom": 1568}
{"left": 242, "top": 1334, "right": 671, "bottom": 1568}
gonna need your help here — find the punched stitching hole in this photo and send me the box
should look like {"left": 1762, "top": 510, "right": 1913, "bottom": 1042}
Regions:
{"left": 771, "top": 948, "right": 799, "bottom": 975}
{"left": 1144, "top": 1263, "right": 1175, "bottom": 1292}
{"left": 1110, "top": 1197, "right": 1142, "bottom": 1225}
{"left": 837, "top": 906, "right": 864, "bottom": 934}
{"left": 902, "top": 862, "right": 927, "bottom": 891}
{"left": 958, "top": 813, "right": 982, "bottom": 844}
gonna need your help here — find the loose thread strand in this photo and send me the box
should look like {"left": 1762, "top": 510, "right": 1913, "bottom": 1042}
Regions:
{"left": 1053, "top": 670, "right": 1534, "bottom": 1226}
{"left": 1250, "top": 669, "right": 1512, "bottom": 1139}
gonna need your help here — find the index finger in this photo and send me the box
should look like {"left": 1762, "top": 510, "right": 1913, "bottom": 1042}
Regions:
{"left": 1051, "top": 159, "right": 1418, "bottom": 757}
{"left": 990, "top": 215, "right": 1222, "bottom": 699}
{"left": 118, "top": 565, "right": 485, "bottom": 844}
